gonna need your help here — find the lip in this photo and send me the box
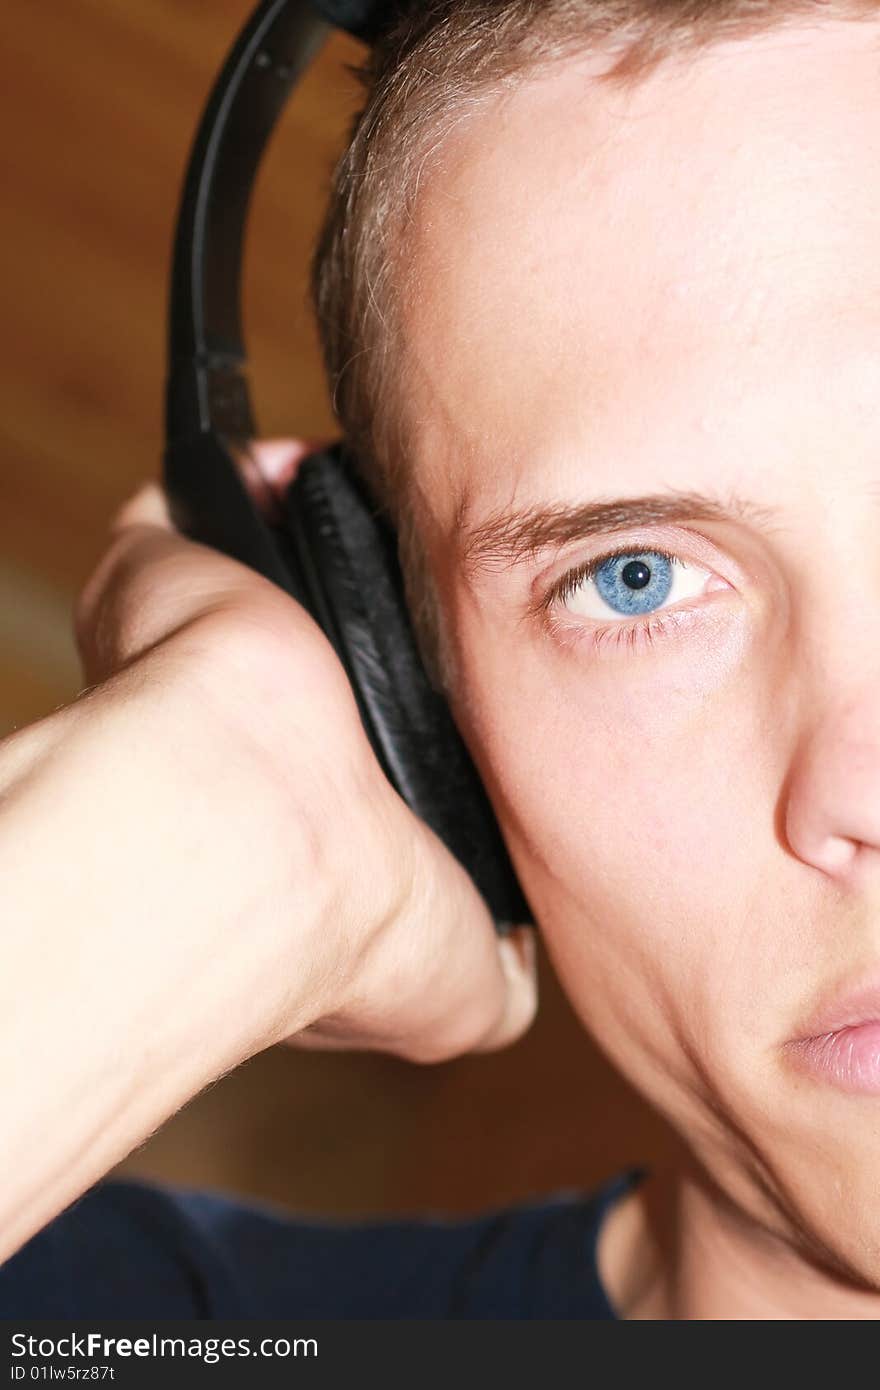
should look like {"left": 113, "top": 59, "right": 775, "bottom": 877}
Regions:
{"left": 786, "top": 976, "right": 880, "bottom": 1094}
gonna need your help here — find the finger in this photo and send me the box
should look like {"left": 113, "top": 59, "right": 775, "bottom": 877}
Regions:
{"left": 249, "top": 438, "right": 331, "bottom": 495}
{"left": 282, "top": 1028, "right": 367, "bottom": 1053}
{"left": 75, "top": 484, "right": 180, "bottom": 670}
{"left": 109, "top": 480, "right": 174, "bottom": 536}
{"left": 282, "top": 924, "right": 538, "bottom": 1061}
{"left": 470, "top": 926, "right": 539, "bottom": 1054}
{"left": 379, "top": 919, "right": 539, "bottom": 1064}
{"left": 237, "top": 438, "right": 333, "bottom": 519}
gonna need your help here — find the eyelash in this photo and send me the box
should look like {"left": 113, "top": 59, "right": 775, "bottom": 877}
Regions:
{"left": 539, "top": 544, "right": 701, "bottom": 656}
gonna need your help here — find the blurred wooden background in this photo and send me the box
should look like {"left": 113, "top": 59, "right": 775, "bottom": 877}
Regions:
{"left": 1, "top": 0, "right": 676, "bottom": 1218}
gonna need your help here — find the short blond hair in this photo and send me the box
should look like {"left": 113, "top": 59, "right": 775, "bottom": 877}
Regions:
{"left": 311, "top": 0, "right": 880, "bottom": 690}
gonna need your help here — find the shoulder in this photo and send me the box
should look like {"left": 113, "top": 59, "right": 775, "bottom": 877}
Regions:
{"left": 0, "top": 1171, "right": 640, "bottom": 1319}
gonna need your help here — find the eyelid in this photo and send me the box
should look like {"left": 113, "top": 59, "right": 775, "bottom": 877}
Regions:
{"left": 530, "top": 524, "right": 737, "bottom": 613}
{"left": 551, "top": 544, "right": 682, "bottom": 615}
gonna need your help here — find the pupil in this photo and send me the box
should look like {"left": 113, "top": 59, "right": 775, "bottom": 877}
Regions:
{"left": 622, "top": 560, "right": 651, "bottom": 590}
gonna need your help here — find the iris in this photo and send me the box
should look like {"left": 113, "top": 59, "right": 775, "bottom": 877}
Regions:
{"left": 594, "top": 551, "right": 673, "bottom": 617}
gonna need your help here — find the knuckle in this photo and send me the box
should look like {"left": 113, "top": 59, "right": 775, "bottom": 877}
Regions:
{"left": 400, "top": 993, "right": 501, "bottom": 1065}
{"left": 72, "top": 554, "right": 117, "bottom": 669}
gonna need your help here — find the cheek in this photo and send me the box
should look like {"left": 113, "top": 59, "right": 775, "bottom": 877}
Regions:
{"left": 463, "top": 603, "right": 758, "bottom": 885}
{"left": 456, "top": 603, "right": 784, "bottom": 1054}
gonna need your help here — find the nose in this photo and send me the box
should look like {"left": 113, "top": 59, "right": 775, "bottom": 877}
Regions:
{"left": 784, "top": 685, "right": 880, "bottom": 879}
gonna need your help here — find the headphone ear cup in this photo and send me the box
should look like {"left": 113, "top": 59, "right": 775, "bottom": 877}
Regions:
{"left": 280, "top": 443, "right": 531, "bottom": 932}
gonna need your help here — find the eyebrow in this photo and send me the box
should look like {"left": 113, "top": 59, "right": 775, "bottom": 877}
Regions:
{"left": 458, "top": 489, "right": 784, "bottom": 578}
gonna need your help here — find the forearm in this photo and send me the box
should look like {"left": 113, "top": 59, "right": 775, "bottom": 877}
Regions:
{"left": 0, "top": 467, "right": 535, "bottom": 1265}
{"left": 0, "top": 646, "right": 326, "bottom": 1261}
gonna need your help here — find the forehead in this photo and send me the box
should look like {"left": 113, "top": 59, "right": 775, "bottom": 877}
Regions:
{"left": 400, "top": 16, "right": 880, "bottom": 534}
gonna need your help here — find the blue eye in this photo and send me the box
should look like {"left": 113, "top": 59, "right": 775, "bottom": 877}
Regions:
{"left": 593, "top": 551, "right": 673, "bottom": 616}
{"left": 555, "top": 546, "right": 711, "bottom": 622}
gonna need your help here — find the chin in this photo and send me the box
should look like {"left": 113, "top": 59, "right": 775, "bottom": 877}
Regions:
{"left": 737, "top": 1104, "right": 880, "bottom": 1294}
{"left": 670, "top": 1054, "right": 880, "bottom": 1299}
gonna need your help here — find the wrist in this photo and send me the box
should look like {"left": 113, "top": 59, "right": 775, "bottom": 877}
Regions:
{"left": 162, "top": 610, "right": 422, "bottom": 1042}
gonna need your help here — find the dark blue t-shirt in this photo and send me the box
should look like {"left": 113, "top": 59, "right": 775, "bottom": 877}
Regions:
{"left": 0, "top": 1172, "right": 637, "bottom": 1319}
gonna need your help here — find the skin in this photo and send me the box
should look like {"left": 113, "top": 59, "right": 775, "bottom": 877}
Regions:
{"left": 9, "top": 10, "right": 880, "bottom": 1321}
{"left": 0, "top": 447, "right": 536, "bottom": 1262}
{"left": 398, "top": 15, "right": 880, "bottom": 1317}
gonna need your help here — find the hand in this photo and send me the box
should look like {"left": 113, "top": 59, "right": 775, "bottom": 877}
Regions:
{"left": 74, "top": 440, "right": 537, "bottom": 1065}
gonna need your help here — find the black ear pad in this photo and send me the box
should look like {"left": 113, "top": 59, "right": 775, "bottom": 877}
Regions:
{"left": 280, "top": 443, "right": 532, "bottom": 931}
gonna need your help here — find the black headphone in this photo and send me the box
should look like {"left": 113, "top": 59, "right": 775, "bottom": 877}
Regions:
{"left": 162, "top": 0, "right": 531, "bottom": 933}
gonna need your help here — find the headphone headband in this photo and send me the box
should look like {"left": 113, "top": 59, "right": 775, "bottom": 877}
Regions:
{"left": 166, "top": 2, "right": 330, "bottom": 448}
{"left": 165, "top": 0, "right": 412, "bottom": 448}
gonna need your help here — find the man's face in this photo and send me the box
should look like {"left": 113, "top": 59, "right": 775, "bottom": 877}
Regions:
{"left": 401, "top": 15, "right": 880, "bottom": 1284}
